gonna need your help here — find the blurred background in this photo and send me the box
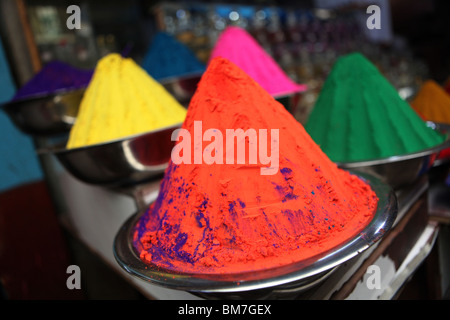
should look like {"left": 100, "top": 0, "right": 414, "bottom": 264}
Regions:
{"left": 0, "top": 0, "right": 450, "bottom": 300}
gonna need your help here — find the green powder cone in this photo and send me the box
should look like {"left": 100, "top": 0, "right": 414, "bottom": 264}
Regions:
{"left": 305, "top": 52, "right": 445, "bottom": 163}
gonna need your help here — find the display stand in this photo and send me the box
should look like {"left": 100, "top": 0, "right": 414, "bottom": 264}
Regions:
{"left": 54, "top": 164, "right": 444, "bottom": 300}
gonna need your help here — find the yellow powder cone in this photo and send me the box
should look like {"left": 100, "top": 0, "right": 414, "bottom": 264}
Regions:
{"left": 67, "top": 53, "right": 187, "bottom": 149}
{"left": 411, "top": 80, "right": 450, "bottom": 125}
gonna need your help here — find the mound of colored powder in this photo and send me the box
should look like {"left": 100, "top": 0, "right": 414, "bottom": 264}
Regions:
{"left": 13, "top": 61, "right": 93, "bottom": 100}
{"left": 208, "top": 26, "right": 306, "bottom": 97}
{"left": 305, "top": 53, "right": 445, "bottom": 163}
{"left": 411, "top": 80, "right": 450, "bottom": 125}
{"left": 133, "top": 57, "right": 379, "bottom": 274}
{"left": 66, "top": 53, "right": 186, "bottom": 149}
{"left": 141, "top": 32, "right": 206, "bottom": 81}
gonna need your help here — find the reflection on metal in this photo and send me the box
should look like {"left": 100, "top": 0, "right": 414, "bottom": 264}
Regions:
{"left": 39, "top": 124, "right": 180, "bottom": 187}
{"left": 113, "top": 171, "right": 397, "bottom": 299}
{"left": 1, "top": 89, "right": 85, "bottom": 135}
{"left": 337, "top": 122, "right": 450, "bottom": 190}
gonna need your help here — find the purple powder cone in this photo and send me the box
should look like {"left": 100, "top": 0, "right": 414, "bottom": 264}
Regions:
{"left": 13, "top": 61, "right": 93, "bottom": 101}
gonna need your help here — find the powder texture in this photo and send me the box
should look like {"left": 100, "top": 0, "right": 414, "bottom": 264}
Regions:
{"left": 133, "top": 57, "right": 378, "bottom": 274}
{"left": 209, "top": 26, "right": 306, "bottom": 97}
{"left": 67, "top": 53, "right": 186, "bottom": 149}
{"left": 142, "top": 32, "right": 206, "bottom": 81}
{"left": 305, "top": 53, "right": 445, "bottom": 163}
{"left": 13, "top": 61, "right": 93, "bottom": 100}
{"left": 411, "top": 80, "right": 450, "bottom": 125}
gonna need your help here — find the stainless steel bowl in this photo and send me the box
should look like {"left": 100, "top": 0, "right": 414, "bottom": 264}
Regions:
{"left": 431, "top": 122, "right": 450, "bottom": 167}
{"left": 337, "top": 122, "right": 450, "bottom": 190}
{"left": 113, "top": 171, "right": 397, "bottom": 299}
{"left": 159, "top": 73, "right": 203, "bottom": 106}
{"left": 1, "top": 89, "right": 85, "bottom": 136}
{"left": 39, "top": 124, "right": 181, "bottom": 187}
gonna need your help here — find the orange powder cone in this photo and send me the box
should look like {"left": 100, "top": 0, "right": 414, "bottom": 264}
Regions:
{"left": 134, "top": 57, "right": 378, "bottom": 274}
{"left": 411, "top": 80, "right": 450, "bottom": 125}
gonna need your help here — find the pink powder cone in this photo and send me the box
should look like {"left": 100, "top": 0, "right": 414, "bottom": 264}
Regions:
{"left": 209, "top": 26, "right": 307, "bottom": 97}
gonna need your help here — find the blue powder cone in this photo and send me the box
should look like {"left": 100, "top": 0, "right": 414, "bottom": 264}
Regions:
{"left": 141, "top": 32, "right": 206, "bottom": 81}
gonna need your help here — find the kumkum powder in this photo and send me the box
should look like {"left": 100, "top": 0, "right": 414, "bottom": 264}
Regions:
{"left": 305, "top": 53, "right": 445, "bottom": 163}
{"left": 208, "top": 26, "right": 306, "bottom": 97}
{"left": 411, "top": 80, "right": 450, "bottom": 125}
{"left": 66, "top": 53, "right": 186, "bottom": 149}
{"left": 133, "top": 57, "right": 379, "bottom": 274}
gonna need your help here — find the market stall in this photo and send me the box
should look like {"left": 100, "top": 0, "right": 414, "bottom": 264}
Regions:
{"left": 1, "top": 0, "right": 450, "bottom": 301}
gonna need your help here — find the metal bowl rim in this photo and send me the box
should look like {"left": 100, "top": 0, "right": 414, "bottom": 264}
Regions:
{"left": 38, "top": 122, "right": 183, "bottom": 156}
{"left": 158, "top": 71, "right": 204, "bottom": 84}
{"left": 272, "top": 86, "right": 308, "bottom": 99}
{"left": 113, "top": 171, "right": 397, "bottom": 293}
{"left": 336, "top": 122, "right": 450, "bottom": 168}
{"left": 1, "top": 87, "right": 87, "bottom": 108}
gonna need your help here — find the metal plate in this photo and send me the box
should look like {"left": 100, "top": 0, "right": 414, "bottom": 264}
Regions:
{"left": 113, "top": 171, "right": 397, "bottom": 296}
{"left": 159, "top": 73, "right": 202, "bottom": 106}
{"left": 1, "top": 89, "right": 85, "bottom": 136}
{"left": 38, "top": 124, "right": 181, "bottom": 187}
{"left": 337, "top": 122, "right": 450, "bottom": 189}
{"left": 431, "top": 122, "right": 450, "bottom": 167}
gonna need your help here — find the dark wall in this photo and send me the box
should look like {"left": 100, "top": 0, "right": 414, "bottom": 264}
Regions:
{"left": 390, "top": 0, "right": 450, "bottom": 83}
